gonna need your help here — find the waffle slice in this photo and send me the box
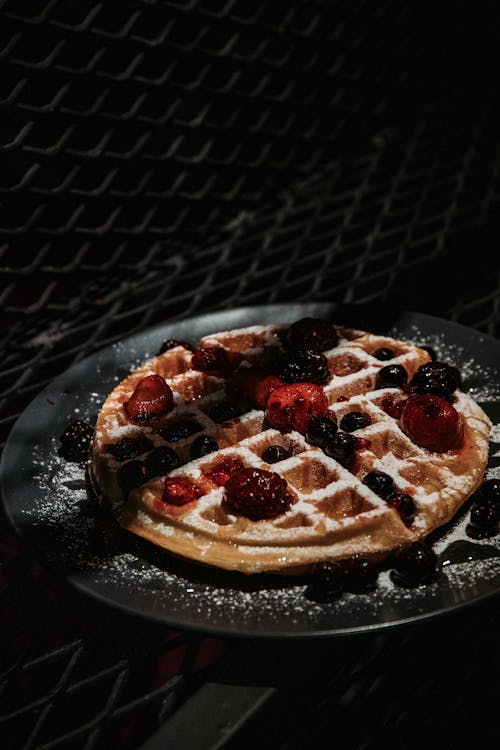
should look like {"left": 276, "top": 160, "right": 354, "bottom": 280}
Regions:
{"left": 89, "top": 322, "right": 491, "bottom": 574}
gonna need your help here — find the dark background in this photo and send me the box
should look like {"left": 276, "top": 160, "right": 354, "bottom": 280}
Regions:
{"left": 1, "top": 1, "right": 500, "bottom": 748}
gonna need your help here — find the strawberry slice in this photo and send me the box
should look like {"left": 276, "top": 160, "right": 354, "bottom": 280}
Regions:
{"left": 230, "top": 367, "right": 283, "bottom": 408}
{"left": 265, "top": 382, "right": 329, "bottom": 434}
{"left": 124, "top": 374, "right": 174, "bottom": 424}
{"left": 400, "top": 394, "right": 464, "bottom": 452}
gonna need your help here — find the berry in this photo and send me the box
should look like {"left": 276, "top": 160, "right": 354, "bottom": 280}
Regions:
{"left": 306, "top": 416, "right": 338, "bottom": 448}
{"left": 59, "top": 420, "right": 94, "bottom": 462}
{"left": 400, "top": 394, "right": 464, "bottom": 452}
{"left": 305, "top": 561, "right": 344, "bottom": 602}
{"left": 363, "top": 471, "right": 394, "bottom": 498}
{"left": 286, "top": 317, "right": 339, "bottom": 352}
{"left": 145, "top": 446, "right": 179, "bottom": 477}
{"left": 262, "top": 445, "right": 292, "bottom": 463}
{"left": 224, "top": 468, "right": 294, "bottom": 521}
{"left": 469, "top": 503, "right": 499, "bottom": 532}
{"left": 157, "top": 339, "right": 194, "bottom": 355}
{"left": 324, "top": 431, "right": 357, "bottom": 468}
{"left": 117, "top": 460, "right": 149, "bottom": 492}
{"left": 409, "top": 362, "right": 461, "bottom": 397}
{"left": 162, "top": 477, "right": 202, "bottom": 506}
{"left": 124, "top": 375, "right": 173, "bottom": 424}
{"left": 339, "top": 411, "right": 371, "bottom": 433}
{"left": 190, "top": 435, "right": 218, "bottom": 459}
{"left": 265, "top": 383, "right": 329, "bottom": 434}
{"left": 386, "top": 492, "right": 416, "bottom": 526}
{"left": 205, "top": 456, "right": 244, "bottom": 486}
{"left": 419, "top": 345, "right": 437, "bottom": 361}
{"left": 342, "top": 555, "right": 378, "bottom": 594}
{"left": 380, "top": 395, "right": 406, "bottom": 420}
{"left": 160, "top": 417, "right": 202, "bottom": 442}
{"left": 272, "top": 350, "right": 330, "bottom": 385}
{"left": 373, "top": 347, "right": 395, "bottom": 361}
{"left": 478, "top": 478, "right": 500, "bottom": 509}
{"left": 191, "top": 347, "right": 229, "bottom": 371}
{"left": 230, "top": 367, "right": 283, "bottom": 408}
{"left": 105, "top": 436, "right": 152, "bottom": 462}
{"left": 208, "top": 402, "right": 239, "bottom": 423}
{"left": 390, "top": 542, "right": 439, "bottom": 586}
{"left": 375, "top": 364, "right": 408, "bottom": 389}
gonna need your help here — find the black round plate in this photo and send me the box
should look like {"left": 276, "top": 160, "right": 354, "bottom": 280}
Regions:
{"left": 2, "top": 304, "right": 500, "bottom": 638}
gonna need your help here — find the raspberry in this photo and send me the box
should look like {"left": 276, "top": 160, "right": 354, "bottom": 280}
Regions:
{"left": 105, "top": 436, "right": 152, "bottom": 462}
{"left": 261, "top": 445, "right": 292, "bottom": 463}
{"left": 205, "top": 456, "right": 244, "bottom": 486}
{"left": 386, "top": 492, "right": 416, "bottom": 526}
{"left": 400, "top": 394, "right": 464, "bottom": 452}
{"left": 286, "top": 318, "right": 339, "bottom": 352}
{"left": 157, "top": 339, "right": 195, "bottom": 355}
{"left": 272, "top": 350, "right": 330, "bottom": 385}
{"left": 191, "top": 347, "right": 229, "bottom": 371}
{"left": 409, "top": 361, "right": 462, "bottom": 397}
{"left": 339, "top": 411, "right": 371, "bottom": 433}
{"left": 190, "top": 435, "right": 218, "bottom": 459}
{"left": 59, "top": 420, "right": 94, "bottom": 462}
{"left": 224, "top": 468, "right": 294, "bottom": 521}
{"left": 265, "top": 382, "right": 329, "bottom": 434}
{"left": 162, "top": 477, "right": 202, "bottom": 506}
{"left": 390, "top": 542, "right": 439, "bottom": 587}
{"left": 375, "top": 365, "right": 408, "bottom": 389}
{"left": 230, "top": 367, "right": 283, "bottom": 408}
{"left": 124, "top": 375, "right": 173, "bottom": 424}
{"left": 305, "top": 416, "right": 338, "bottom": 448}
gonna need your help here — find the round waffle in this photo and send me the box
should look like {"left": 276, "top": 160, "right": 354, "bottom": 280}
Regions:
{"left": 89, "top": 322, "right": 491, "bottom": 574}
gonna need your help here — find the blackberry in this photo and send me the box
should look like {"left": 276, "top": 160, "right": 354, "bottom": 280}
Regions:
{"left": 286, "top": 317, "right": 339, "bottom": 353}
{"left": 306, "top": 416, "right": 338, "bottom": 448}
{"left": 390, "top": 542, "right": 439, "bottom": 587}
{"left": 386, "top": 492, "right": 416, "bottom": 526}
{"left": 117, "top": 460, "right": 149, "bottom": 492}
{"left": 409, "top": 362, "right": 461, "bottom": 397}
{"left": 59, "top": 420, "right": 94, "bottom": 462}
{"left": 305, "top": 561, "right": 344, "bottom": 602}
{"left": 190, "top": 435, "right": 218, "bottom": 459}
{"left": 157, "top": 339, "right": 194, "bottom": 355}
{"left": 342, "top": 556, "right": 378, "bottom": 594}
{"left": 145, "top": 446, "right": 179, "bottom": 477}
{"left": 363, "top": 471, "right": 394, "bottom": 499}
{"left": 375, "top": 365, "right": 408, "bottom": 389}
{"left": 160, "top": 417, "right": 202, "bottom": 442}
{"left": 105, "top": 436, "right": 152, "bottom": 462}
{"left": 373, "top": 347, "right": 395, "bottom": 361}
{"left": 273, "top": 350, "right": 330, "bottom": 385}
{"left": 324, "top": 432, "right": 357, "bottom": 468}
{"left": 262, "top": 445, "right": 292, "bottom": 463}
{"left": 208, "top": 402, "right": 239, "bottom": 423}
{"left": 339, "top": 411, "right": 371, "bottom": 433}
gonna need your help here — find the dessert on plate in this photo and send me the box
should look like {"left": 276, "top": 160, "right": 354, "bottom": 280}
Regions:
{"left": 88, "top": 318, "right": 491, "bottom": 574}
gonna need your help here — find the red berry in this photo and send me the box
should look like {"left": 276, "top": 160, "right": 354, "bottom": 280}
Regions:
{"left": 162, "top": 477, "right": 202, "bottom": 506}
{"left": 400, "top": 394, "right": 464, "bottom": 452}
{"left": 286, "top": 318, "right": 339, "bottom": 352}
{"left": 230, "top": 367, "right": 283, "bottom": 408}
{"left": 191, "top": 347, "right": 229, "bottom": 371}
{"left": 205, "top": 456, "right": 244, "bottom": 486}
{"left": 124, "top": 375, "right": 173, "bottom": 424}
{"left": 265, "top": 382, "right": 329, "bottom": 434}
{"left": 224, "top": 468, "right": 295, "bottom": 520}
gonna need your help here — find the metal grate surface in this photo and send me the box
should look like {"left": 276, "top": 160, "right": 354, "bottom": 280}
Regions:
{"left": 1, "top": 1, "right": 500, "bottom": 749}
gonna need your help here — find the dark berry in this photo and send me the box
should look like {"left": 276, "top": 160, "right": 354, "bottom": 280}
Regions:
{"left": 306, "top": 416, "right": 338, "bottom": 448}
{"left": 208, "top": 402, "right": 239, "bottom": 423}
{"left": 105, "top": 436, "right": 152, "bottom": 462}
{"left": 409, "top": 362, "right": 461, "bottom": 397}
{"left": 160, "top": 417, "right": 202, "bottom": 442}
{"left": 124, "top": 375, "right": 173, "bottom": 424}
{"left": 469, "top": 503, "right": 499, "bottom": 531}
{"left": 157, "top": 339, "right": 194, "bottom": 355}
{"left": 265, "top": 383, "right": 329, "bottom": 434}
{"left": 286, "top": 317, "right": 339, "bottom": 353}
{"left": 162, "top": 477, "right": 202, "bottom": 506}
{"left": 224, "top": 467, "right": 294, "bottom": 521}
{"left": 59, "top": 420, "right": 94, "bottom": 462}
{"left": 400, "top": 394, "right": 463, "bottom": 452}
{"left": 305, "top": 561, "right": 344, "bottom": 602}
{"left": 262, "top": 445, "right": 292, "bottom": 463}
{"left": 272, "top": 350, "right": 330, "bottom": 385}
{"left": 190, "top": 435, "right": 218, "bottom": 459}
{"left": 324, "top": 432, "right": 357, "bottom": 468}
{"left": 117, "top": 460, "right": 149, "bottom": 492}
{"left": 342, "top": 555, "right": 378, "bottom": 594}
{"left": 373, "top": 347, "right": 395, "bottom": 361}
{"left": 390, "top": 542, "right": 439, "bottom": 587}
{"left": 191, "top": 347, "right": 229, "bottom": 371}
{"left": 205, "top": 456, "right": 244, "bottom": 486}
{"left": 375, "top": 365, "right": 408, "bottom": 389}
{"left": 339, "top": 411, "right": 372, "bottom": 433}
{"left": 386, "top": 492, "right": 416, "bottom": 526}
{"left": 145, "top": 446, "right": 179, "bottom": 477}
{"left": 363, "top": 471, "right": 394, "bottom": 499}
{"left": 478, "top": 478, "right": 500, "bottom": 509}
{"left": 419, "top": 345, "right": 437, "bottom": 361}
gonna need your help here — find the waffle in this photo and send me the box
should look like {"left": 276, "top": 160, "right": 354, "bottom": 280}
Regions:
{"left": 89, "top": 322, "right": 491, "bottom": 574}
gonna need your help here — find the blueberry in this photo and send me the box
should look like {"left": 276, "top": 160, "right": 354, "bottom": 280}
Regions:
{"left": 262, "top": 445, "right": 292, "bottom": 463}
{"left": 208, "top": 402, "right": 239, "bottom": 423}
{"left": 420, "top": 345, "right": 437, "bottom": 361}
{"left": 363, "top": 471, "right": 394, "bottom": 499}
{"left": 306, "top": 416, "right": 338, "bottom": 448}
{"left": 157, "top": 339, "right": 195, "bottom": 355}
{"left": 469, "top": 503, "right": 499, "bottom": 530}
{"left": 342, "top": 556, "right": 378, "bottom": 594}
{"left": 305, "top": 561, "right": 344, "bottom": 602}
{"left": 324, "top": 432, "right": 357, "bottom": 468}
{"left": 339, "top": 411, "right": 372, "bottom": 433}
{"left": 390, "top": 542, "right": 439, "bottom": 587}
{"left": 386, "top": 492, "right": 416, "bottom": 526}
{"left": 145, "top": 446, "right": 179, "bottom": 477}
{"left": 479, "top": 478, "right": 500, "bottom": 509}
{"left": 106, "top": 436, "right": 152, "bottom": 462}
{"left": 375, "top": 365, "right": 408, "bottom": 389}
{"left": 160, "top": 418, "right": 202, "bottom": 442}
{"left": 117, "top": 460, "right": 149, "bottom": 492}
{"left": 190, "top": 435, "right": 218, "bottom": 459}
{"left": 373, "top": 347, "right": 395, "bottom": 361}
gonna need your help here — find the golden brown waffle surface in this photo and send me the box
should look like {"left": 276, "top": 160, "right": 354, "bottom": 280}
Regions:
{"left": 90, "top": 323, "right": 491, "bottom": 574}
